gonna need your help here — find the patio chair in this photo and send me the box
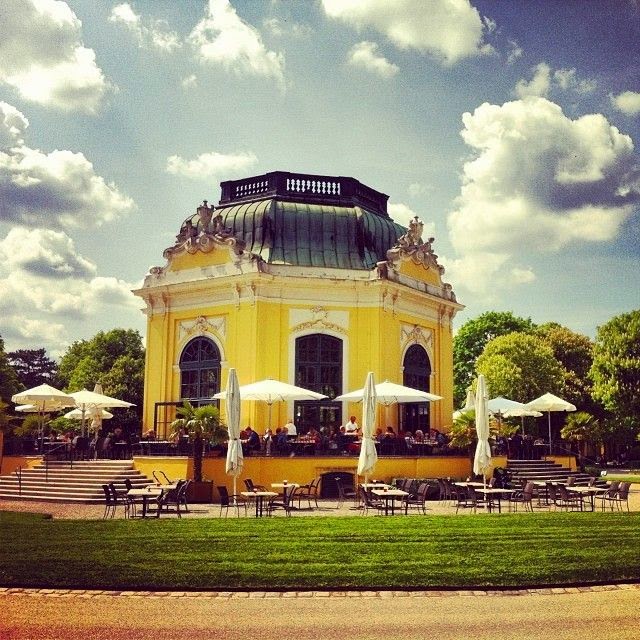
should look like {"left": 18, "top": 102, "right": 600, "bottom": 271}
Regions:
{"left": 546, "top": 483, "right": 560, "bottom": 510}
{"left": 556, "top": 485, "right": 583, "bottom": 511}
{"left": 510, "top": 481, "right": 534, "bottom": 512}
{"left": 566, "top": 476, "right": 576, "bottom": 487}
{"left": 180, "top": 479, "right": 191, "bottom": 513}
{"left": 155, "top": 479, "right": 186, "bottom": 518}
{"left": 217, "top": 485, "right": 247, "bottom": 517}
{"left": 335, "top": 476, "right": 358, "bottom": 508}
{"left": 297, "top": 477, "right": 320, "bottom": 509}
{"left": 153, "top": 470, "right": 173, "bottom": 485}
{"left": 453, "top": 484, "right": 473, "bottom": 513}
{"left": 124, "top": 477, "right": 144, "bottom": 517}
{"left": 405, "top": 481, "right": 429, "bottom": 515}
{"left": 607, "top": 482, "right": 631, "bottom": 512}
{"left": 267, "top": 484, "right": 297, "bottom": 517}
{"left": 108, "top": 482, "right": 131, "bottom": 518}
{"left": 244, "top": 478, "right": 267, "bottom": 492}
{"left": 102, "top": 484, "right": 116, "bottom": 519}
{"left": 359, "top": 486, "right": 385, "bottom": 516}
{"left": 596, "top": 481, "right": 620, "bottom": 511}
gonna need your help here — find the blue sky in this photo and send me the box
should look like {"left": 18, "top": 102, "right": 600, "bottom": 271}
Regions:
{"left": 1, "top": 0, "right": 639, "bottom": 357}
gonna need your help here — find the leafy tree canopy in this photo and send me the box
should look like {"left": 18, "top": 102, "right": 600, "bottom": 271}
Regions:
{"left": 589, "top": 309, "right": 640, "bottom": 426}
{"left": 0, "top": 335, "right": 22, "bottom": 402}
{"left": 476, "top": 332, "right": 564, "bottom": 403}
{"left": 453, "top": 312, "right": 535, "bottom": 406}
{"left": 7, "top": 348, "right": 58, "bottom": 389}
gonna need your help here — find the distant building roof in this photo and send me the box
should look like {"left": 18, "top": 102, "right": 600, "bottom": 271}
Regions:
{"left": 178, "top": 171, "right": 406, "bottom": 270}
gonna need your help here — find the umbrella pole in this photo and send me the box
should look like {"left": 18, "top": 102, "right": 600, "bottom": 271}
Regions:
{"left": 521, "top": 416, "right": 525, "bottom": 438}
{"left": 233, "top": 475, "right": 237, "bottom": 507}
{"left": 547, "top": 411, "right": 552, "bottom": 457}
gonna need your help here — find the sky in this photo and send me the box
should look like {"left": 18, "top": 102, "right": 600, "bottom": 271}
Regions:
{"left": 1, "top": 0, "right": 639, "bottom": 358}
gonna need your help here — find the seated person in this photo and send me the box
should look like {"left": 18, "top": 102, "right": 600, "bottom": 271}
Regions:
{"left": 283, "top": 419, "right": 297, "bottom": 438}
{"left": 243, "top": 426, "right": 261, "bottom": 455}
{"left": 273, "top": 427, "right": 290, "bottom": 454}
{"left": 344, "top": 416, "right": 358, "bottom": 433}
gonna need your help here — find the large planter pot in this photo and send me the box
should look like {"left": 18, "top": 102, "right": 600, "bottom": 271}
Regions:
{"left": 187, "top": 480, "right": 213, "bottom": 503}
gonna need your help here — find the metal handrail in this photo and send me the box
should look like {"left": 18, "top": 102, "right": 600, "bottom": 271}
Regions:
{"left": 16, "top": 465, "right": 22, "bottom": 496}
{"left": 43, "top": 443, "right": 72, "bottom": 483}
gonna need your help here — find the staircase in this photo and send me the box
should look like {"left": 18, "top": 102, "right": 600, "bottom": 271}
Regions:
{"left": 0, "top": 460, "right": 152, "bottom": 503}
{"left": 507, "top": 459, "right": 597, "bottom": 486}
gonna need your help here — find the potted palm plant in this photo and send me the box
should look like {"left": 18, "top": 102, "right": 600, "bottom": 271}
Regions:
{"left": 170, "top": 402, "right": 227, "bottom": 503}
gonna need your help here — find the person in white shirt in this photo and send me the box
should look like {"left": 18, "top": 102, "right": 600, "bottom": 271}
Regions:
{"left": 284, "top": 419, "right": 297, "bottom": 437}
{"left": 344, "top": 416, "right": 358, "bottom": 433}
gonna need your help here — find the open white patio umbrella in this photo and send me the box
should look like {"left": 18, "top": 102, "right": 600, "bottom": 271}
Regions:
{"left": 473, "top": 375, "right": 492, "bottom": 486}
{"left": 224, "top": 368, "right": 243, "bottom": 501}
{"left": 214, "top": 378, "right": 326, "bottom": 430}
{"left": 525, "top": 392, "right": 576, "bottom": 455}
{"left": 453, "top": 387, "right": 476, "bottom": 420}
{"left": 336, "top": 380, "right": 442, "bottom": 405}
{"left": 487, "top": 396, "right": 525, "bottom": 437}
{"left": 64, "top": 408, "right": 113, "bottom": 421}
{"left": 69, "top": 388, "right": 135, "bottom": 436}
{"left": 357, "top": 372, "right": 378, "bottom": 485}
{"left": 501, "top": 404, "right": 542, "bottom": 436}
{"left": 12, "top": 384, "right": 76, "bottom": 448}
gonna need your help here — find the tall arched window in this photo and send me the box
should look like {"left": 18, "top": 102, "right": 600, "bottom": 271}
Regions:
{"left": 179, "top": 337, "right": 221, "bottom": 402}
{"left": 402, "top": 344, "right": 432, "bottom": 433}
{"left": 294, "top": 334, "right": 343, "bottom": 432}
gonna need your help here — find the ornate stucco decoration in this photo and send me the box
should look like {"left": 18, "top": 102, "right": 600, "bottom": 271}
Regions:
{"left": 290, "top": 306, "right": 348, "bottom": 335}
{"left": 163, "top": 201, "right": 247, "bottom": 262}
{"left": 386, "top": 216, "right": 444, "bottom": 274}
{"left": 401, "top": 323, "right": 434, "bottom": 359}
{"left": 178, "top": 315, "right": 226, "bottom": 343}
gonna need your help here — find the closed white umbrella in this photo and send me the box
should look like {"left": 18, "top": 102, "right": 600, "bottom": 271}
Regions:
{"left": 225, "top": 368, "right": 243, "bottom": 501}
{"left": 473, "top": 375, "right": 492, "bottom": 486}
{"left": 357, "top": 372, "right": 378, "bottom": 485}
{"left": 12, "top": 384, "right": 76, "bottom": 449}
{"left": 214, "top": 378, "right": 326, "bottom": 431}
{"left": 336, "top": 380, "right": 441, "bottom": 405}
{"left": 453, "top": 387, "right": 476, "bottom": 420}
{"left": 525, "top": 392, "right": 576, "bottom": 456}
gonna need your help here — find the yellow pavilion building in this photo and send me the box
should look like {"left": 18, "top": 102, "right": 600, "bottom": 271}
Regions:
{"left": 133, "top": 171, "right": 463, "bottom": 438}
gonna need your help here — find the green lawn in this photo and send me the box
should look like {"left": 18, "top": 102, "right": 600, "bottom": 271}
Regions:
{"left": 602, "top": 475, "right": 640, "bottom": 484}
{"left": 1, "top": 511, "right": 638, "bottom": 591}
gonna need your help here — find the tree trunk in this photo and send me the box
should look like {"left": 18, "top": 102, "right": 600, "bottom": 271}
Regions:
{"left": 193, "top": 435, "right": 203, "bottom": 482}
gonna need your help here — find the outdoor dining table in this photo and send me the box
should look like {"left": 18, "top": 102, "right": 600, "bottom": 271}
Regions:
{"left": 566, "top": 486, "right": 609, "bottom": 511}
{"left": 127, "top": 487, "right": 163, "bottom": 518}
{"left": 474, "top": 487, "right": 514, "bottom": 513}
{"left": 453, "top": 481, "right": 486, "bottom": 488}
{"left": 241, "top": 491, "right": 277, "bottom": 517}
{"left": 371, "top": 488, "right": 409, "bottom": 515}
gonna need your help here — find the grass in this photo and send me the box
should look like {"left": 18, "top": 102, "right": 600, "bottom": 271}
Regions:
{"left": 1, "top": 511, "right": 639, "bottom": 591}
{"left": 601, "top": 474, "right": 640, "bottom": 484}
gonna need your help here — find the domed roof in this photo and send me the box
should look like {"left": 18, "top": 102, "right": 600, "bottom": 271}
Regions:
{"left": 178, "top": 171, "right": 405, "bottom": 270}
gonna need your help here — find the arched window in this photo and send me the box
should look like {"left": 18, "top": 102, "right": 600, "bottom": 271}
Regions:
{"left": 294, "top": 334, "right": 343, "bottom": 433}
{"left": 179, "top": 337, "right": 221, "bottom": 402}
{"left": 402, "top": 344, "right": 432, "bottom": 433}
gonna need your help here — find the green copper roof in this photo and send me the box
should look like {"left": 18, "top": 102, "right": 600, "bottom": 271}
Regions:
{"left": 212, "top": 199, "right": 405, "bottom": 270}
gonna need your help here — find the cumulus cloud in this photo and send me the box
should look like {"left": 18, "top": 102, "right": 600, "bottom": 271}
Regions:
{"left": 322, "top": 0, "right": 491, "bottom": 65}
{"left": 263, "top": 17, "right": 312, "bottom": 38}
{"left": 189, "top": 0, "right": 285, "bottom": 84}
{"left": 109, "top": 2, "right": 181, "bottom": 52}
{"left": 0, "top": 0, "right": 110, "bottom": 113}
{"left": 389, "top": 203, "right": 436, "bottom": 237}
{"left": 506, "top": 39, "right": 523, "bottom": 65}
{"left": 181, "top": 74, "right": 198, "bottom": 89}
{"left": 166, "top": 150, "right": 258, "bottom": 181}
{"left": 611, "top": 90, "right": 640, "bottom": 116}
{"left": 0, "top": 102, "right": 135, "bottom": 230}
{"left": 447, "top": 96, "right": 640, "bottom": 296}
{"left": 347, "top": 41, "right": 399, "bottom": 78}
{"left": 515, "top": 62, "right": 597, "bottom": 99}
{"left": 0, "top": 227, "right": 143, "bottom": 353}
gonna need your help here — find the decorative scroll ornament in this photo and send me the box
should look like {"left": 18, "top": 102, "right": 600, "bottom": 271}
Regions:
{"left": 386, "top": 216, "right": 445, "bottom": 276}
{"left": 290, "top": 306, "right": 348, "bottom": 335}
{"left": 163, "top": 200, "right": 247, "bottom": 261}
{"left": 178, "top": 315, "right": 226, "bottom": 343}
{"left": 401, "top": 324, "right": 434, "bottom": 353}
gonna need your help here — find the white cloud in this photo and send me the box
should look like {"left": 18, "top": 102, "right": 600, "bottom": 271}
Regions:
{"left": 514, "top": 62, "right": 551, "bottom": 98}
{"left": 515, "top": 62, "right": 597, "bottom": 99}
{"left": 0, "top": 227, "right": 143, "bottom": 353}
{"left": 322, "top": 0, "right": 491, "bottom": 65}
{"left": 447, "top": 96, "right": 640, "bottom": 295}
{"left": 347, "top": 41, "right": 398, "bottom": 78}
{"left": 181, "top": 74, "right": 198, "bottom": 89}
{"left": 263, "top": 17, "right": 312, "bottom": 38}
{"left": 611, "top": 90, "right": 640, "bottom": 116}
{"left": 0, "top": 0, "right": 110, "bottom": 113}
{"left": 0, "top": 102, "right": 135, "bottom": 230}
{"left": 388, "top": 203, "right": 436, "bottom": 237}
{"left": 166, "top": 150, "right": 258, "bottom": 181}
{"left": 189, "top": 0, "right": 285, "bottom": 84}
{"left": 506, "top": 39, "right": 523, "bottom": 65}
{"left": 109, "top": 3, "right": 181, "bottom": 52}
{"left": 408, "top": 182, "right": 430, "bottom": 197}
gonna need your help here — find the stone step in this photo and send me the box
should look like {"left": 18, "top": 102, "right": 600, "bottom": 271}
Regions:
{"left": 0, "top": 478, "right": 149, "bottom": 490}
{"left": 15, "top": 469, "right": 148, "bottom": 479}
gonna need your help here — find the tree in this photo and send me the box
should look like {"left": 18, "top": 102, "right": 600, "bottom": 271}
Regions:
{"left": 589, "top": 309, "right": 640, "bottom": 429}
{"left": 170, "top": 402, "right": 227, "bottom": 482}
{"left": 7, "top": 348, "right": 58, "bottom": 389}
{"left": 57, "top": 329, "right": 145, "bottom": 433}
{"left": 536, "top": 323, "right": 598, "bottom": 412}
{"left": 476, "top": 332, "right": 564, "bottom": 403}
{"left": 0, "top": 335, "right": 22, "bottom": 402}
{"left": 453, "top": 311, "right": 535, "bottom": 406}
{"left": 561, "top": 411, "right": 603, "bottom": 460}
